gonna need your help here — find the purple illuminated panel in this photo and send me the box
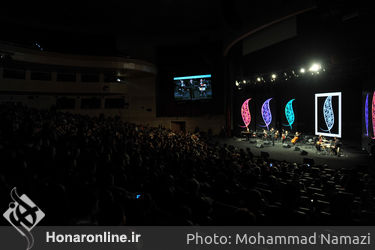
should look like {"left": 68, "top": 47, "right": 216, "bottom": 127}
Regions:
{"left": 365, "top": 93, "right": 369, "bottom": 137}
{"left": 261, "top": 98, "right": 272, "bottom": 130}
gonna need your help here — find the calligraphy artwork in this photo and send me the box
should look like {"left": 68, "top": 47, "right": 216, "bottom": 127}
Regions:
{"left": 285, "top": 99, "right": 295, "bottom": 130}
{"left": 240, "top": 98, "right": 252, "bottom": 129}
{"left": 365, "top": 93, "right": 369, "bottom": 137}
{"left": 315, "top": 92, "right": 342, "bottom": 138}
{"left": 323, "top": 96, "right": 334, "bottom": 133}
{"left": 261, "top": 98, "right": 273, "bottom": 130}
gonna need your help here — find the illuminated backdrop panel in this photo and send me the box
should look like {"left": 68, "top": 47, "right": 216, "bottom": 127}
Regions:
{"left": 372, "top": 91, "right": 375, "bottom": 139}
{"left": 365, "top": 93, "right": 369, "bottom": 137}
{"left": 261, "top": 98, "right": 273, "bottom": 130}
{"left": 240, "top": 98, "right": 252, "bottom": 129}
{"left": 315, "top": 92, "right": 342, "bottom": 138}
{"left": 284, "top": 99, "right": 295, "bottom": 130}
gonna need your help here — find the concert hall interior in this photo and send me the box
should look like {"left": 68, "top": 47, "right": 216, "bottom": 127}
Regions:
{"left": 1, "top": 1, "right": 375, "bottom": 227}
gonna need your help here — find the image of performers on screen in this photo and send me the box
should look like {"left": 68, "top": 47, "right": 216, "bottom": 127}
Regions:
{"left": 199, "top": 78, "right": 207, "bottom": 97}
{"left": 175, "top": 80, "right": 190, "bottom": 99}
{"left": 188, "top": 79, "right": 195, "bottom": 99}
{"left": 174, "top": 77, "right": 212, "bottom": 100}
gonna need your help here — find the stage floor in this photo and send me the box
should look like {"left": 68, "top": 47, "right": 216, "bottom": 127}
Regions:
{"left": 216, "top": 137, "right": 371, "bottom": 170}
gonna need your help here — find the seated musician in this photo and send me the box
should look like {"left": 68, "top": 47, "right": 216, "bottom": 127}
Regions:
{"left": 315, "top": 135, "right": 327, "bottom": 151}
{"left": 241, "top": 127, "right": 250, "bottom": 140}
{"left": 291, "top": 131, "right": 301, "bottom": 145}
{"left": 263, "top": 129, "right": 268, "bottom": 139}
{"left": 275, "top": 130, "right": 279, "bottom": 140}
{"left": 281, "top": 129, "right": 288, "bottom": 143}
{"left": 316, "top": 135, "right": 323, "bottom": 151}
{"left": 332, "top": 137, "right": 342, "bottom": 155}
{"left": 252, "top": 131, "right": 257, "bottom": 138}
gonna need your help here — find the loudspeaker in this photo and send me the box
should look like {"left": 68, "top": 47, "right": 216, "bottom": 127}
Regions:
{"left": 255, "top": 143, "right": 263, "bottom": 148}
{"left": 294, "top": 146, "right": 300, "bottom": 151}
{"left": 303, "top": 158, "right": 315, "bottom": 165}
{"left": 261, "top": 151, "right": 270, "bottom": 158}
{"left": 300, "top": 150, "right": 308, "bottom": 155}
{"left": 282, "top": 143, "right": 290, "bottom": 148}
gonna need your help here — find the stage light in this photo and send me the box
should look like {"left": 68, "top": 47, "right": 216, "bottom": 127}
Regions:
{"left": 300, "top": 68, "right": 305, "bottom": 73}
{"left": 34, "top": 41, "right": 43, "bottom": 51}
{"left": 309, "top": 63, "right": 322, "bottom": 72}
{"left": 243, "top": 80, "right": 246, "bottom": 84}
{"left": 256, "top": 77, "right": 262, "bottom": 82}
{"left": 116, "top": 78, "right": 121, "bottom": 82}
{"left": 235, "top": 81, "right": 239, "bottom": 86}
{"left": 240, "top": 98, "right": 252, "bottom": 129}
{"left": 271, "top": 74, "right": 277, "bottom": 79}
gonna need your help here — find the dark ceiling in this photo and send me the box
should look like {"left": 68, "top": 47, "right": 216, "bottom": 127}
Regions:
{"left": 0, "top": 0, "right": 369, "bottom": 58}
{"left": 1, "top": 0, "right": 222, "bottom": 35}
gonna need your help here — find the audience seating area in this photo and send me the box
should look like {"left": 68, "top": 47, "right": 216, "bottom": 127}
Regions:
{"left": 0, "top": 103, "right": 374, "bottom": 225}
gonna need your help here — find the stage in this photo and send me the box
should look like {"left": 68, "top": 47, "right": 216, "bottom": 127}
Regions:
{"left": 216, "top": 137, "right": 371, "bottom": 170}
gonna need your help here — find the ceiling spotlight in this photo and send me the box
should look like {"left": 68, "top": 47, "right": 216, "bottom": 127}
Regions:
{"left": 271, "top": 74, "right": 277, "bottom": 79}
{"left": 300, "top": 68, "right": 306, "bottom": 73}
{"left": 309, "top": 63, "right": 322, "bottom": 72}
{"left": 256, "top": 77, "right": 262, "bottom": 82}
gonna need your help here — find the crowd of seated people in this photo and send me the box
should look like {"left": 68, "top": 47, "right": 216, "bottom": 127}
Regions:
{"left": 0, "top": 103, "right": 375, "bottom": 226}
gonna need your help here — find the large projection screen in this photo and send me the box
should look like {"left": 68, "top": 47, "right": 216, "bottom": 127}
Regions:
{"left": 315, "top": 92, "right": 342, "bottom": 138}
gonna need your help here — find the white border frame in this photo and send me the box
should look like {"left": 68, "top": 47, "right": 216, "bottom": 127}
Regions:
{"left": 315, "top": 92, "right": 342, "bottom": 138}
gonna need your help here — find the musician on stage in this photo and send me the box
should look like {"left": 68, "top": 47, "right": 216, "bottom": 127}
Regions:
{"left": 270, "top": 128, "right": 275, "bottom": 146}
{"left": 263, "top": 129, "right": 268, "bottom": 140}
{"left": 281, "top": 129, "right": 288, "bottom": 143}
{"left": 291, "top": 131, "right": 301, "bottom": 145}
{"left": 275, "top": 130, "right": 280, "bottom": 141}
{"left": 316, "top": 135, "right": 324, "bottom": 151}
{"left": 332, "top": 137, "right": 342, "bottom": 155}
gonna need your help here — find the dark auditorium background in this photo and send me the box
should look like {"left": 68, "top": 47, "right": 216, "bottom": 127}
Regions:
{"left": 1, "top": 0, "right": 375, "bottom": 227}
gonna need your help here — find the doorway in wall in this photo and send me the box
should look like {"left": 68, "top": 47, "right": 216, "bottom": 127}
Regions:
{"left": 171, "top": 121, "right": 186, "bottom": 133}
